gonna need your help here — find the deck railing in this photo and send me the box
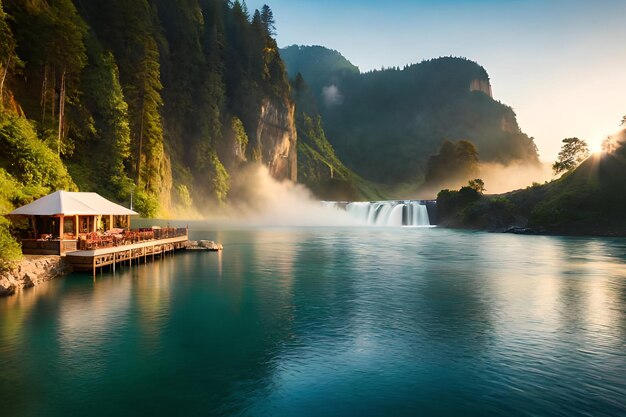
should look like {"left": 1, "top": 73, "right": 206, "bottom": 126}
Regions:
{"left": 78, "top": 227, "right": 187, "bottom": 251}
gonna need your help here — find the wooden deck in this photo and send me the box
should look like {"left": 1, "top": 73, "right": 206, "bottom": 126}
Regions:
{"left": 65, "top": 235, "right": 188, "bottom": 275}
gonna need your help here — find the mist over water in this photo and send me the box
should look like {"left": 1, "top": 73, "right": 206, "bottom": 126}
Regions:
{"left": 199, "top": 165, "right": 360, "bottom": 227}
{"left": 196, "top": 165, "right": 433, "bottom": 228}
{"left": 177, "top": 161, "right": 552, "bottom": 227}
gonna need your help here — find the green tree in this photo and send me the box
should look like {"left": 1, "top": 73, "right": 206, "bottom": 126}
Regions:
{"left": 49, "top": 0, "right": 88, "bottom": 156}
{"left": 425, "top": 139, "right": 480, "bottom": 186}
{"left": 468, "top": 178, "right": 486, "bottom": 193}
{"left": 5, "top": 0, "right": 87, "bottom": 154}
{"left": 231, "top": 116, "right": 248, "bottom": 157}
{"left": 82, "top": 0, "right": 170, "bottom": 212}
{"left": 0, "top": 216, "right": 21, "bottom": 270}
{"left": 73, "top": 33, "right": 132, "bottom": 200}
{"left": 209, "top": 150, "right": 229, "bottom": 204}
{"left": 260, "top": 4, "right": 275, "bottom": 37}
{"left": 552, "top": 137, "right": 590, "bottom": 175}
{"left": 0, "top": 0, "right": 22, "bottom": 108}
{"left": 0, "top": 112, "right": 75, "bottom": 191}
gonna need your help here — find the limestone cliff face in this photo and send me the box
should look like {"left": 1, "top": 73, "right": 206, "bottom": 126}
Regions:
{"left": 255, "top": 99, "right": 298, "bottom": 182}
{"left": 470, "top": 78, "right": 493, "bottom": 97}
{"left": 501, "top": 112, "right": 519, "bottom": 134}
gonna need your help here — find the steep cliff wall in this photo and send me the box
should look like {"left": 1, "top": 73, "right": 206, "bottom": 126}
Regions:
{"left": 256, "top": 99, "right": 298, "bottom": 182}
{"left": 470, "top": 78, "right": 493, "bottom": 97}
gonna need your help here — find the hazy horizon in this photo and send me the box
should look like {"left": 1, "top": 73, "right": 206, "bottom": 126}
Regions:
{"left": 247, "top": 0, "right": 626, "bottom": 162}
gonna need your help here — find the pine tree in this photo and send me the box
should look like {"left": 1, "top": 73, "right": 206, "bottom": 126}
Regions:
{"left": 5, "top": 0, "right": 87, "bottom": 154}
{"left": 0, "top": 0, "right": 22, "bottom": 108}
{"left": 260, "top": 4, "right": 275, "bottom": 37}
{"left": 77, "top": 33, "right": 132, "bottom": 199}
{"left": 80, "top": 0, "right": 169, "bottom": 210}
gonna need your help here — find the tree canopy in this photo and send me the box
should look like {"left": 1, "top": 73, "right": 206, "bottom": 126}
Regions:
{"left": 424, "top": 140, "right": 480, "bottom": 189}
{"left": 552, "top": 137, "right": 590, "bottom": 175}
{"left": 1, "top": 0, "right": 296, "bottom": 215}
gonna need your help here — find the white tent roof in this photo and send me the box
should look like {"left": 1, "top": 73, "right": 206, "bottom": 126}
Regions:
{"left": 9, "top": 191, "right": 138, "bottom": 216}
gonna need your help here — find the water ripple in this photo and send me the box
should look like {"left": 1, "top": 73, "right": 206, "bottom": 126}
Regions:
{"left": 1, "top": 228, "right": 625, "bottom": 417}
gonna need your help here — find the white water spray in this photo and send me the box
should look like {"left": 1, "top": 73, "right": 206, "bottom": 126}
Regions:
{"left": 323, "top": 201, "right": 431, "bottom": 227}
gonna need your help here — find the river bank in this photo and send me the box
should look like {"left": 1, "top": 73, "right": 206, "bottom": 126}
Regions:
{"left": 0, "top": 256, "right": 72, "bottom": 297}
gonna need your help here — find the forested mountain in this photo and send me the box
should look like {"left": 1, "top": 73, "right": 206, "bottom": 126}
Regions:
{"left": 290, "top": 70, "right": 383, "bottom": 200}
{"left": 0, "top": 0, "right": 295, "bottom": 217}
{"left": 281, "top": 45, "right": 540, "bottom": 186}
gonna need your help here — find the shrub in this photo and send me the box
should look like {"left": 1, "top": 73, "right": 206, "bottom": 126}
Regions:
{"left": 0, "top": 216, "right": 21, "bottom": 271}
{"left": 0, "top": 112, "right": 75, "bottom": 191}
{"left": 134, "top": 190, "right": 159, "bottom": 218}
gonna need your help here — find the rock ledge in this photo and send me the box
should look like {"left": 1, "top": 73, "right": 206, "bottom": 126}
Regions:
{"left": 185, "top": 240, "right": 223, "bottom": 251}
{"left": 0, "top": 256, "right": 72, "bottom": 297}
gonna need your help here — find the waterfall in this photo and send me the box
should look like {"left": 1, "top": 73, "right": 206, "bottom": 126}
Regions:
{"left": 332, "top": 200, "right": 432, "bottom": 226}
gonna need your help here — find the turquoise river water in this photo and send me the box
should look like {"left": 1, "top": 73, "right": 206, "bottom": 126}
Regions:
{"left": 1, "top": 226, "right": 626, "bottom": 417}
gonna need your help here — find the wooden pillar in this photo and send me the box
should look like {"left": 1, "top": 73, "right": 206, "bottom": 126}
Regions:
{"left": 128, "top": 215, "right": 131, "bottom": 231}
{"left": 59, "top": 216, "right": 64, "bottom": 254}
{"left": 109, "top": 215, "right": 113, "bottom": 232}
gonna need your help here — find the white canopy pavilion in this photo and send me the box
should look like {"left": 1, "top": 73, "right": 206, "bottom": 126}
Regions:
{"left": 8, "top": 191, "right": 137, "bottom": 255}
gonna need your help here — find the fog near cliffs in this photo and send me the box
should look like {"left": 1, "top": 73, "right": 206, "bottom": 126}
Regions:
{"left": 477, "top": 162, "right": 553, "bottom": 194}
{"left": 190, "top": 164, "right": 358, "bottom": 227}
{"left": 413, "top": 161, "right": 553, "bottom": 200}
{"left": 178, "top": 161, "right": 553, "bottom": 225}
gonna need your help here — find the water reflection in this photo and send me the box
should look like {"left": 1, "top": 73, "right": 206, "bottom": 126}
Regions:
{"left": 1, "top": 228, "right": 625, "bottom": 416}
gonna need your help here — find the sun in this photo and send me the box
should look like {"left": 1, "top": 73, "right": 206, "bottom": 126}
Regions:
{"left": 590, "top": 142, "right": 602, "bottom": 154}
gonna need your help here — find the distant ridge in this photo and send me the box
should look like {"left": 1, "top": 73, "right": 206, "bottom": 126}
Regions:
{"left": 281, "top": 45, "right": 540, "bottom": 185}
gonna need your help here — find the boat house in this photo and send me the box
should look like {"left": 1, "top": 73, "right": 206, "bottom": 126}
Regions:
{"left": 8, "top": 192, "right": 188, "bottom": 268}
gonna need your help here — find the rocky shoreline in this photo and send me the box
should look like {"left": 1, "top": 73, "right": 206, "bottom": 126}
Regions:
{"left": 0, "top": 239, "right": 223, "bottom": 298}
{"left": 185, "top": 240, "right": 223, "bottom": 251}
{"left": 0, "top": 256, "right": 72, "bottom": 297}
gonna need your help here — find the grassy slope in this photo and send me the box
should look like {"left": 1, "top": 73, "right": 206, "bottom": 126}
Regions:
{"left": 297, "top": 115, "right": 386, "bottom": 201}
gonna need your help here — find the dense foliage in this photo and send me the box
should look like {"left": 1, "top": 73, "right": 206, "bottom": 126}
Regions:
{"left": 0, "top": 112, "right": 75, "bottom": 192}
{"left": 291, "top": 72, "right": 381, "bottom": 200}
{"left": 2, "top": 0, "right": 294, "bottom": 217}
{"left": 552, "top": 137, "right": 590, "bottom": 175}
{"left": 281, "top": 46, "right": 540, "bottom": 185}
{"left": 424, "top": 140, "right": 479, "bottom": 190}
{"left": 0, "top": 111, "right": 77, "bottom": 269}
{"left": 0, "top": 170, "right": 26, "bottom": 270}
{"left": 0, "top": 0, "right": 301, "bottom": 266}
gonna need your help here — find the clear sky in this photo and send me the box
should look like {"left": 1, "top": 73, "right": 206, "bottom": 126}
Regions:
{"left": 247, "top": 0, "right": 626, "bottom": 161}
